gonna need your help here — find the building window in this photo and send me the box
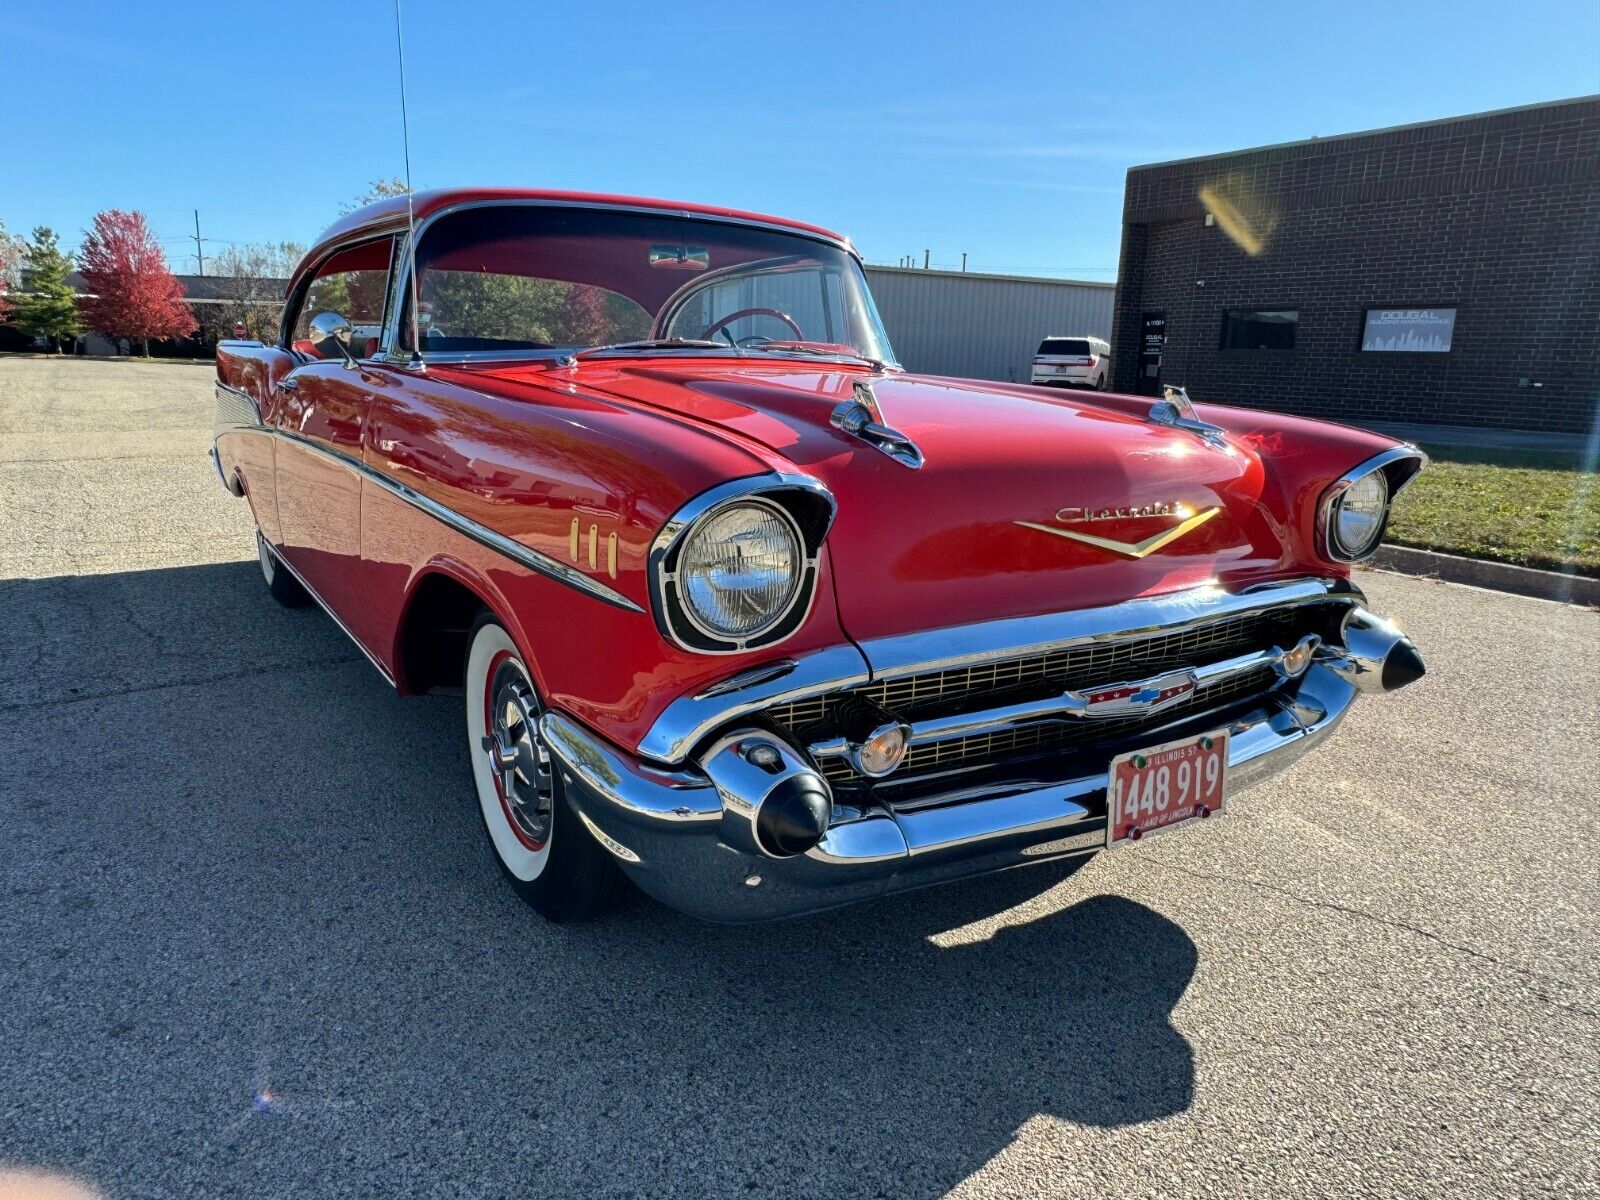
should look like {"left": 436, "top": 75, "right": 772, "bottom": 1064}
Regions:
{"left": 1361, "top": 307, "right": 1455, "bottom": 352}
{"left": 1220, "top": 309, "right": 1298, "bottom": 350}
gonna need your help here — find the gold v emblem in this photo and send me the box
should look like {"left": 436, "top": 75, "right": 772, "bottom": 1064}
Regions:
{"left": 1015, "top": 506, "right": 1223, "bottom": 559}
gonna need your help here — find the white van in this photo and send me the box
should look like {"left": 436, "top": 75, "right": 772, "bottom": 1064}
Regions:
{"left": 1031, "top": 335, "right": 1111, "bottom": 389}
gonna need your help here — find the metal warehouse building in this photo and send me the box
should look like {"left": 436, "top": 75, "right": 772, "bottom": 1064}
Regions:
{"left": 1111, "top": 95, "right": 1600, "bottom": 434}
{"left": 864, "top": 265, "right": 1115, "bottom": 384}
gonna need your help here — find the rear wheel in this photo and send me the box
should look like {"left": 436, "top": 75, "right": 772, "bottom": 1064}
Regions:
{"left": 464, "top": 615, "right": 627, "bottom": 922}
{"left": 256, "top": 530, "right": 311, "bottom": 607}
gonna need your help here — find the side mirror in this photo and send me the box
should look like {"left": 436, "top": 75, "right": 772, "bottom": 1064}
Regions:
{"left": 308, "top": 311, "right": 357, "bottom": 368}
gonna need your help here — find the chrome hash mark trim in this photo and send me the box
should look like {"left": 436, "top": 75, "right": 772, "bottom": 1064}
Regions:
{"left": 271, "top": 429, "right": 644, "bottom": 613}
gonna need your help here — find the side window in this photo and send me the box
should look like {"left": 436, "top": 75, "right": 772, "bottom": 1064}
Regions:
{"left": 290, "top": 238, "right": 395, "bottom": 359}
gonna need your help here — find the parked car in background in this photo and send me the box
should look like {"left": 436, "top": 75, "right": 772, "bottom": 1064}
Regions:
{"left": 212, "top": 188, "right": 1426, "bottom": 925}
{"left": 1032, "top": 335, "right": 1110, "bottom": 389}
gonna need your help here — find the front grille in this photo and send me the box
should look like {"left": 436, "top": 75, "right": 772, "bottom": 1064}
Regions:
{"left": 765, "top": 602, "right": 1338, "bottom": 789}
{"left": 816, "top": 665, "right": 1273, "bottom": 787}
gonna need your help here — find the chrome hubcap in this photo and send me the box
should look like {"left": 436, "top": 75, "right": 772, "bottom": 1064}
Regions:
{"left": 482, "top": 662, "right": 553, "bottom": 846}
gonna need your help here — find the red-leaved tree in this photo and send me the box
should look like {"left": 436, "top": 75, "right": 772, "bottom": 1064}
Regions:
{"left": 78, "top": 210, "right": 196, "bottom": 355}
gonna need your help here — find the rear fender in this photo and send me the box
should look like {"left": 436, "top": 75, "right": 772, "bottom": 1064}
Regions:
{"left": 215, "top": 341, "right": 299, "bottom": 543}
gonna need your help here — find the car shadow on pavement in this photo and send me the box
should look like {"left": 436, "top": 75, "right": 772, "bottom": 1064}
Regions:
{"left": 1, "top": 561, "right": 1197, "bottom": 1199}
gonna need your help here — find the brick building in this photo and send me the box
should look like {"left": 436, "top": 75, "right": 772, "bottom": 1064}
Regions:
{"left": 1111, "top": 96, "right": 1600, "bottom": 434}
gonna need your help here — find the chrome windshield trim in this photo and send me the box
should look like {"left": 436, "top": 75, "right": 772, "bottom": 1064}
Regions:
{"left": 637, "top": 643, "right": 871, "bottom": 765}
{"left": 858, "top": 577, "right": 1363, "bottom": 682}
{"left": 271, "top": 429, "right": 644, "bottom": 613}
{"left": 382, "top": 197, "right": 864, "bottom": 367}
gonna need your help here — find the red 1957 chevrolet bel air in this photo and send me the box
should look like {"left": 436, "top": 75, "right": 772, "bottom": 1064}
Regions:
{"left": 212, "top": 188, "right": 1425, "bottom": 923}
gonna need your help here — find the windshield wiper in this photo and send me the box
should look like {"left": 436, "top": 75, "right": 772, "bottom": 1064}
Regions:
{"left": 740, "top": 343, "right": 894, "bottom": 371}
{"left": 567, "top": 338, "right": 735, "bottom": 362}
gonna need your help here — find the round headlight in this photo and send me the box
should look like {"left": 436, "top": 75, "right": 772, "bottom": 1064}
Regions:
{"left": 1331, "top": 470, "right": 1389, "bottom": 559}
{"left": 676, "top": 501, "right": 803, "bottom": 641}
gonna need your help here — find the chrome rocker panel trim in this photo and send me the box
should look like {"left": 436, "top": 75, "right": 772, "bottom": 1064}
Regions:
{"left": 638, "top": 576, "right": 1362, "bottom": 765}
{"left": 265, "top": 539, "right": 397, "bottom": 686}
{"left": 545, "top": 659, "right": 1366, "bottom": 924}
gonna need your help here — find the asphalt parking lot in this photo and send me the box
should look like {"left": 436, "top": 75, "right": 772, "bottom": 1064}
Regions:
{"left": 2, "top": 355, "right": 1596, "bottom": 1199}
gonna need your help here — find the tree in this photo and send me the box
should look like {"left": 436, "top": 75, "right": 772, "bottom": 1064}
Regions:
{"left": 78, "top": 210, "right": 196, "bottom": 356}
{"left": 195, "top": 241, "right": 306, "bottom": 343}
{"left": 0, "top": 218, "right": 26, "bottom": 322}
{"left": 11, "top": 227, "right": 82, "bottom": 352}
{"left": 342, "top": 177, "right": 411, "bottom": 214}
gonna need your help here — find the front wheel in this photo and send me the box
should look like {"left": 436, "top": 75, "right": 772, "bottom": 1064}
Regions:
{"left": 464, "top": 615, "right": 627, "bottom": 922}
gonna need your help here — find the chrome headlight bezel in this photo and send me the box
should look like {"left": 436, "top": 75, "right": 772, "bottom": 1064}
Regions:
{"left": 1318, "top": 447, "right": 1427, "bottom": 563}
{"left": 649, "top": 476, "right": 834, "bottom": 655}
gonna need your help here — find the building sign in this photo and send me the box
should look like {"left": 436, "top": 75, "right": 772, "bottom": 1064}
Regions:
{"left": 1138, "top": 311, "right": 1166, "bottom": 394}
{"left": 1361, "top": 307, "right": 1455, "bottom": 352}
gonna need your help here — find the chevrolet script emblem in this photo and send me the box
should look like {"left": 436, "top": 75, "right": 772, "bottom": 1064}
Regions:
{"left": 1015, "top": 503, "right": 1221, "bottom": 559}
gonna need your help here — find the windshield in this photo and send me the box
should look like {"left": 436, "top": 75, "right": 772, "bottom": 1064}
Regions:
{"left": 400, "top": 205, "right": 896, "bottom": 365}
{"left": 1038, "top": 338, "right": 1092, "bottom": 356}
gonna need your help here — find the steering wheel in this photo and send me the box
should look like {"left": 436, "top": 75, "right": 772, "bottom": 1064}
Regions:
{"left": 701, "top": 307, "right": 803, "bottom": 347}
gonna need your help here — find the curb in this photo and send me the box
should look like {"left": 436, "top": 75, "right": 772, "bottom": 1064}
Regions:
{"left": 1370, "top": 544, "right": 1599, "bottom": 607}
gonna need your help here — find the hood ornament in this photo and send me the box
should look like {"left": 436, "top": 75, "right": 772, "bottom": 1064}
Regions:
{"left": 1151, "top": 385, "right": 1230, "bottom": 448}
{"left": 831, "top": 379, "right": 924, "bottom": 470}
{"left": 1016, "top": 503, "right": 1222, "bottom": 559}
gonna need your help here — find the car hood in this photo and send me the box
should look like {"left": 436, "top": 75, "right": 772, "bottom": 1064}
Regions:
{"left": 477, "top": 361, "right": 1287, "bottom": 643}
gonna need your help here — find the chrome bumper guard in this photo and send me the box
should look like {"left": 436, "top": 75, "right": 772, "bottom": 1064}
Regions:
{"left": 542, "top": 581, "right": 1423, "bottom": 922}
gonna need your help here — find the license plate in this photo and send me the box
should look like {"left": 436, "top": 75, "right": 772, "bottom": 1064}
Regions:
{"left": 1106, "top": 729, "right": 1229, "bottom": 845}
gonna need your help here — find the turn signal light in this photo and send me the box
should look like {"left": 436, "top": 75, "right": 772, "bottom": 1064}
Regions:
{"left": 1281, "top": 635, "right": 1319, "bottom": 678}
{"left": 853, "top": 724, "right": 909, "bottom": 778}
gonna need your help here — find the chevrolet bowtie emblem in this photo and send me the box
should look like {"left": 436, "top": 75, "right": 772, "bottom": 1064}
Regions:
{"left": 1015, "top": 505, "right": 1222, "bottom": 559}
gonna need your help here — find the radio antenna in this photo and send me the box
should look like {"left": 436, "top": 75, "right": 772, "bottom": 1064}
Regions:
{"left": 393, "top": 0, "right": 424, "bottom": 372}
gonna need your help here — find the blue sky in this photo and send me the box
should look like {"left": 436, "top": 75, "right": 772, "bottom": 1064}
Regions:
{"left": 5, "top": 0, "right": 1597, "bottom": 279}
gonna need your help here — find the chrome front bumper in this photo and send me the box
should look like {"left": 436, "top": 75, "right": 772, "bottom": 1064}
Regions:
{"left": 541, "top": 581, "right": 1423, "bottom": 922}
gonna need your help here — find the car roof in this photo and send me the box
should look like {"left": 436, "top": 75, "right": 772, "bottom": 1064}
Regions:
{"left": 290, "top": 188, "right": 854, "bottom": 296}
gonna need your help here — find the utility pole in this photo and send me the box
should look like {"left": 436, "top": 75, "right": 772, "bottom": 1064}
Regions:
{"left": 961, "top": 252, "right": 968, "bottom": 272}
{"left": 192, "top": 210, "right": 205, "bottom": 276}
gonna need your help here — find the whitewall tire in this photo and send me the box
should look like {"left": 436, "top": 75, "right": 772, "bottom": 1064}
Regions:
{"left": 463, "top": 615, "right": 627, "bottom": 921}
